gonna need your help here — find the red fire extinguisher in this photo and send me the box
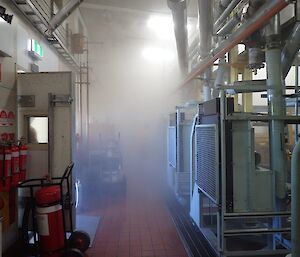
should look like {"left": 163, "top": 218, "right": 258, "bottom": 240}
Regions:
{"left": 19, "top": 144, "right": 27, "bottom": 182}
{"left": 35, "top": 186, "right": 65, "bottom": 257}
{"left": 11, "top": 145, "right": 19, "bottom": 187}
{"left": 0, "top": 146, "right": 11, "bottom": 192}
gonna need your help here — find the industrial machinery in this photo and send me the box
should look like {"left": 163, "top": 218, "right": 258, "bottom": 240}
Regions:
{"left": 167, "top": 103, "right": 198, "bottom": 207}
{"left": 167, "top": 0, "right": 300, "bottom": 256}
{"left": 89, "top": 129, "right": 126, "bottom": 193}
{"left": 98, "top": 137, "right": 126, "bottom": 193}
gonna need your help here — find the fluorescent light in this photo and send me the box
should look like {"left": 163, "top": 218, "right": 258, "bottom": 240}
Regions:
{"left": 142, "top": 47, "right": 175, "bottom": 63}
{"left": 147, "top": 15, "right": 174, "bottom": 40}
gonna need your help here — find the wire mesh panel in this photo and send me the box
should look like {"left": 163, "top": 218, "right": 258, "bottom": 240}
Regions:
{"left": 196, "top": 124, "right": 219, "bottom": 203}
{"left": 168, "top": 126, "right": 176, "bottom": 168}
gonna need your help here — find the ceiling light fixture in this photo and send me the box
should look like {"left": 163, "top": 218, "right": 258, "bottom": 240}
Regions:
{"left": 0, "top": 6, "right": 13, "bottom": 24}
{"left": 147, "top": 15, "right": 174, "bottom": 40}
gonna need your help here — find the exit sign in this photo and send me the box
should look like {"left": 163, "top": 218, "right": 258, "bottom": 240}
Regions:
{"left": 28, "top": 39, "right": 44, "bottom": 59}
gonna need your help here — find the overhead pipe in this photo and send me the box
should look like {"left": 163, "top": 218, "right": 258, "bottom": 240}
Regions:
{"left": 198, "top": 0, "right": 213, "bottom": 58}
{"left": 220, "top": 0, "right": 231, "bottom": 8}
{"left": 216, "top": 13, "right": 240, "bottom": 36}
{"left": 46, "top": 0, "right": 84, "bottom": 35}
{"left": 214, "top": 0, "right": 242, "bottom": 32}
{"left": 282, "top": 22, "right": 300, "bottom": 79}
{"left": 180, "top": 0, "right": 289, "bottom": 88}
{"left": 198, "top": 0, "right": 213, "bottom": 101}
{"left": 291, "top": 139, "right": 300, "bottom": 257}
{"left": 167, "top": 0, "right": 188, "bottom": 73}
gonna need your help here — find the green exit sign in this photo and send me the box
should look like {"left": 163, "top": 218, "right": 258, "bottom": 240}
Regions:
{"left": 28, "top": 39, "right": 44, "bottom": 59}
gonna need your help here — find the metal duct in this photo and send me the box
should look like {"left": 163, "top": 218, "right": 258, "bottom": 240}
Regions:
{"left": 168, "top": 0, "right": 188, "bottom": 73}
{"left": 282, "top": 22, "right": 300, "bottom": 79}
{"left": 47, "top": 0, "right": 84, "bottom": 34}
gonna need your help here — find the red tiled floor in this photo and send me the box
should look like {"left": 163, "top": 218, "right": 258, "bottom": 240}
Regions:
{"left": 81, "top": 159, "right": 188, "bottom": 257}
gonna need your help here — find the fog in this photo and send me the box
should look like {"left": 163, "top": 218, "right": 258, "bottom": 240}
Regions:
{"left": 76, "top": 6, "right": 188, "bottom": 213}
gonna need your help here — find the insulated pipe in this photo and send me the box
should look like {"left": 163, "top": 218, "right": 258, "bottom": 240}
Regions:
{"left": 291, "top": 140, "right": 300, "bottom": 257}
{"left": 266, "top": 15, "right": 287, "bottom": 199}
{"left": 212, "top": 58, "right": 228, "bottom": 98}
{"left": 168, "top": 0, "right": 188, "bottom": 73}
{"left": 47, "top": 0, "right": 84, "bottom": 34}
{"left": 282, "top": 22, "right": 300, "bottom": 79}
{"left": 181, "top": 0, "right": 289, "bottom": 88}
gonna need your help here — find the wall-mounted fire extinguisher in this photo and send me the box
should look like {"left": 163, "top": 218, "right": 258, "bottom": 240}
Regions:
{"left": 11, "top": 145, "right": 19, "bottom": 187}
{"left": 19, "top": 144, "right": 27, "bottom": 182}
{"left": 0, "top": 146, "right": 11, "bottom": 192}
{"left": 35, "top": 186, "right": 65, "bottom": 257}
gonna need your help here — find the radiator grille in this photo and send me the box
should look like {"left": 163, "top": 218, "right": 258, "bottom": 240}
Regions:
{"left": 168, "top": 126, "right": 176, "bottom": 168}
{"left": 196, "top": 125, "right": 219, "bottom": 202}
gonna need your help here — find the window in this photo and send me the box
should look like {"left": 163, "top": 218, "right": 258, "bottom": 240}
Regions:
{"left": 28, "top": 117, "right": 48, "bottom": 144}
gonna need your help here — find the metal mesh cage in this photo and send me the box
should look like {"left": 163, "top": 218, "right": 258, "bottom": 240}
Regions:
{"left": 196, "top": 124, "right": 219, "bottom": 203}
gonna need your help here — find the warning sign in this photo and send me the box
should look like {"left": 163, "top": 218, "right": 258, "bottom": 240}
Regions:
{"left": 0, "top": 110, "right": 7, "bottom": 126}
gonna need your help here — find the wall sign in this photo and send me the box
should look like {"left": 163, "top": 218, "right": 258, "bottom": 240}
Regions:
{"left": 0, "top": 110, "right": 7, "bottom": 126}
{"left": 0, "top": 110, "right": 15, "bottom": 127}
{"left": 28, "top": 39, "right": 44, "bottom": 59}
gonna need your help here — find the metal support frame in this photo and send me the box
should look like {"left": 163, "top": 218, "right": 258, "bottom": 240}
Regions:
{"left": 215, "top": 90, "right": 293, "bottom": 257}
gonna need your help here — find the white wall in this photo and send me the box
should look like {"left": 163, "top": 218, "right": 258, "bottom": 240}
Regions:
{"left": 0, "top": 1, "right": 86, "bottom": 252}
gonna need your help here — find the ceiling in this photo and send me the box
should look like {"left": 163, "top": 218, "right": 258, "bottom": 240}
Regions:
{"left": 83, "top": 0, "right": 171, "bottom": 14}
{"left": 80, "top": 0, "right": 198, "bottom": 43}
{"left": 82, "top": 0, "right": 198, "bottom": 16}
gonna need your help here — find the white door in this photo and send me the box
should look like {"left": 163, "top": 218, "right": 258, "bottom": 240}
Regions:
{"left": 17, "top": 72, "right": 75, "bottom": 230}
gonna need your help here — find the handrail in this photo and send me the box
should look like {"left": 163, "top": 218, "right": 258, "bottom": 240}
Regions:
{"left": 18, "top": 162, "right": 74, "bottom": 188}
